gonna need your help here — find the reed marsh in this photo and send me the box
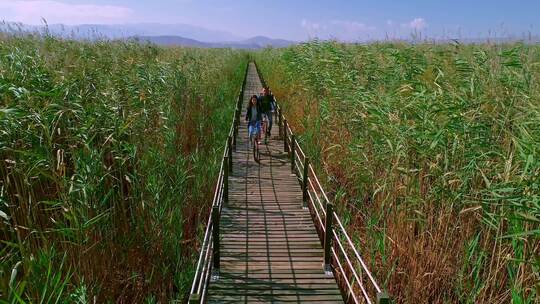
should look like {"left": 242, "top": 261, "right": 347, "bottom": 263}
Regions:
{"left": 0, "top": 34, "right": 247, "bottom": 302}
{"left": 256, "top": 40, "right": 539, "bottom": 303}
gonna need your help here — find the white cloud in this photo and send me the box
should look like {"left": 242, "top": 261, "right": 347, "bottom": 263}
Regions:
{"left": 301, "top": 19, "right": 321, "bottom": 31}
{"left": 301, "top": 19, "right": 329, "bottom": 32}
{"left": 301, "top": 18, "right": 376, "bottom": 41}
{"left": 402, "top": 17, "right": 427, "bottom": 30}
{"left": 330, "top": 20, "right": 375, "bottom": 32}
{"left": 0, "top": 0, "right": 133, "bottom": 25}
{"left": 386, "top": 19, "right": 394, "bottom": 26}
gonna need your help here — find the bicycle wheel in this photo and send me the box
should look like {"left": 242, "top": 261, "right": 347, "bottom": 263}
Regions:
{"left": 254, "top": 140, "right": 260, "bottom": 163}
{"left": 264, "top": 120, "right": 268, "bottom": 144}
{"left": 251, "top": 133, "right": 259, "bottom": 163}
{"left": 262, "top": 117, "right": 268, "bottom": 145}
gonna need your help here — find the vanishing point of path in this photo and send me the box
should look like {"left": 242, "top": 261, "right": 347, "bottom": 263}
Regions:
{"left": 205, "top": 63, "right": 344, "bottom": 303}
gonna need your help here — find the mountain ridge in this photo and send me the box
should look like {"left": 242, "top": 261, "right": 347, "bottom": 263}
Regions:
{"left": 133, "top": 35, "right": 296, "bottom": 49}
{"left": 0, "top": 22, "right": 296, "bottom": 48}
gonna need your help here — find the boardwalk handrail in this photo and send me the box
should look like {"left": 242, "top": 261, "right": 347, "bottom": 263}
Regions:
{"left": 188, "top": 62, "right": 248, "bottom": 304}
{"left": 254, "top": 62, "right": 390, "bottom": 304}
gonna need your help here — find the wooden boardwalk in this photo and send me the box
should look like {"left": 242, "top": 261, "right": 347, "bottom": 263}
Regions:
{"left": 206, "top": 63, "right": 343, "bottom": 303}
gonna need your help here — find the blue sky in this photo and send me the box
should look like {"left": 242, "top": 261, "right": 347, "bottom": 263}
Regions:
{"left": 1, "top": 0, "right": 539, "bottom": 41}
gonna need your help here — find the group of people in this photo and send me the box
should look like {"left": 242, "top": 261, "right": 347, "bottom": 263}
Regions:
{"left": 245, "top": 86, "right": 276, "bottom": 145}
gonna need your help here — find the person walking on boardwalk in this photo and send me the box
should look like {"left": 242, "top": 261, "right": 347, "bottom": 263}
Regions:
{"left": 246, "top": 94, "right": 262, "bottom": 146}
{"left": 258, "top": 86, "right": 276, "bottom": 136}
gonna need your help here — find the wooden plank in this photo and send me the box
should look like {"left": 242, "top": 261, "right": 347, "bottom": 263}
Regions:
{"left": 219, "top": 272, "right": 332, "bottom": 278}
{"left": 222, "top": 236, "right": 321, "bottom": 241}
{"left": 207, "top": 294, "right": 344, "bottom": 301}
{"left": 221, "top": 243, "right": 321, "bottom": 248}
{"left": 211, "top": 283, "right": 340, "bottom": 290}
{"left": 220, "top": 233, "right": 319, "bottom": 237}
{"left": 208, "top": 295, "right": 343, "bottom": 303}
{"left": 222, "top": 249, "right": 323, "bottom": 255}
{"left": 208, "top": 289, "right": 342, "bottom": 295}
{"left": 220, "top": 256, "right": 323, "bottom": 262}
{"left": 220, "top": 253, "right": 322, "bottom": 258}
{"left": 216, "top": 278, "right": 337, "bottom": 284}
{"left": 221, "top": 265, "right": 326, "bottom": 271}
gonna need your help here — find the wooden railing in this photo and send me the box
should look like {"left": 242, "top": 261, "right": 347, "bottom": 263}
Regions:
{"left": 254, "top": 62, "right": 391, "bottom": 304}
{"left": 188, "top": 62, "right": 248, "bottom": 304}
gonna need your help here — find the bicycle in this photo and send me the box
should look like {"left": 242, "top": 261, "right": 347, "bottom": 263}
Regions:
{"left": 249, "top": 122, "right": 261, "bottom": 163}
{"left": 261, "top": 113, "right": 269, "bottom": 145}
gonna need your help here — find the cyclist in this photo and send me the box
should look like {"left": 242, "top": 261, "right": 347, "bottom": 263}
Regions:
{"left": 258, "top": 86, "right": 276, "bottom": 137}
{"left": 245, "top": 94, "right": 262, "bottom": 147}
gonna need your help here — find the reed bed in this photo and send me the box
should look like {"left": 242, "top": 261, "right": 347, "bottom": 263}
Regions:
{"left": 256, "top": 40, "right": 539, "bottom": 303}
{"left": 0, "top": 34, "right": 247, "bottom": 302}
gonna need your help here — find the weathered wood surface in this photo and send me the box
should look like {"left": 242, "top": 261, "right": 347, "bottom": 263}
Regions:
{"left": 206, "top": 63, "right": 343, "bottom": 303}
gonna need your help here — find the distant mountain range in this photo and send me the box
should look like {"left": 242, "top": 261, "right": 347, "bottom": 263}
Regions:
{"left": 0, "top": 22, "right": 297, "bottom": 49}
{"left": 133, "top": 35, "right": 296, "bottom": 49}
{"left": 2, "top": 22, "right": 536, "bottom": 48}
{"left": 1, "top": 22, "right": 244, "bottom": 41}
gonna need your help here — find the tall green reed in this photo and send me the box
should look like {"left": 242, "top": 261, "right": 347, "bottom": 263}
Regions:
{"left": 0, "top": 34, "right": 247, "bottom": 302}
{"left": 256, "top": 40, "right": 539, "bottom": 303}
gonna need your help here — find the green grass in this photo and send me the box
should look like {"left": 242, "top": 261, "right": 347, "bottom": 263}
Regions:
{"left": 255, "top": 40, "right": 539, "bottom": 303}
{"left": 0, "top": 34, "right": 247, "bottom": 302}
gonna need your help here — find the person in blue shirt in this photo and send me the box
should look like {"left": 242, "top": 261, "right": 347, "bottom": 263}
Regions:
{"left": 245, "top": 94, "right": 262, "bottom": 146}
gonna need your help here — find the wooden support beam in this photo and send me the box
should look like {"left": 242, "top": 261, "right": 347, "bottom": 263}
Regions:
{"left": 224, "top": 156, "right": 229, "bottom": 205}
{"left": 303, "top": 157, "right": 309, "bottom": 209}
{"left": 278, "top": 110, "right": 283, "bottom": 139}
{"left": 211, "top": 205, "right": 220, "bottom": 281}
{"left": 227, "top": 136, "right": 233, "bottom": 173}
{"left": 323, "top": 202, "right": 334, "bottom": 276}
{"left": 377, "top": 292, "right": 390, "bottom": 304}
{"left": 283, "top": 119, "right": 288, "bottom": 152}
{"left": 290, "top": 134, "right": 296, "bottom": 174}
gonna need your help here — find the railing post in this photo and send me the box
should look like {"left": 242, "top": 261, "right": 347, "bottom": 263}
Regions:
{"left": 188, "top": 294, "right": 200, "bottom": 304}
{"left": 290, "top": 135, "right": 296, "bottom": 174}
{"left": 323, "top": 202, "right": 334, "bottom": 276}
{"left": 283, "top": 120, "right": 289, "bottom": 152}
{"left": 211, "top": 205, "right": 220, "bottom": 281}
{"left": 233, "top": 128, "right": 237, "bottom": 152}
{"left": 278, "top": 110, "right": 283, "bottom": 139}
{"left": 228, "top": 136, "right": 233, "bottom": 173}
{"left": 224, "top": 156, "right": 229, "bottom": 205}
{"left": 233, "top": 109, "right": 238, "bottom": 151}
{"left": 377, "top": 292, "right": 390, "bottom": 304}
{"left": 303, "top": 157, "right": 309, "bottom": 209}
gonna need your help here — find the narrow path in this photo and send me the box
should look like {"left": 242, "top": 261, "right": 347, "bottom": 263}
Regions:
{"left": 206, "top": 63, "right": 343, "bottom": 303}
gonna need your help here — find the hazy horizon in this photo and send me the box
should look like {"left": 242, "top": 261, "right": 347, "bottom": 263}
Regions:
{"left": 1, "top": 0, "right": 539, "bottom": 42}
